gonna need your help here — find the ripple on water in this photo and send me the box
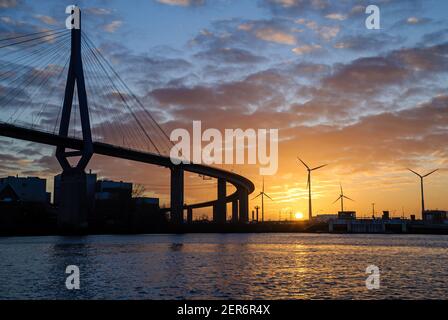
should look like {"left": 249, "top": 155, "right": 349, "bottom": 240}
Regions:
{"left": 0, "top": 233, "right": 447, "bottom": 299}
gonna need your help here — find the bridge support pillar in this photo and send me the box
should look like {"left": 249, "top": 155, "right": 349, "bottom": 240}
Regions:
{"left": 212, "top": 203, "right": 217, "bottom": 222}
{"left": 55, "top": 9, "right": 92, "bottom": 233}
{"left": 57, "top": 169, "right": 88, "bottom": 232}
{"left": 232, "top": 199, "right": 238, "bottom": 223}
{"left": 170, "top": 165, "right": 184, "bottom": 224}
{"left": 239, "top": 189, "right": 249, "bottom": 223}
{"left": 214, "top": 178, "right": 226, "bottom": 223}
{"left": 187, "top": 207, "right": 193, "bottom": 224}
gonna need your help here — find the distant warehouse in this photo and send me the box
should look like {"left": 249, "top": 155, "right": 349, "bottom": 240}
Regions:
{"left": 423, "top": 210, "right": 447, "bottom": 224}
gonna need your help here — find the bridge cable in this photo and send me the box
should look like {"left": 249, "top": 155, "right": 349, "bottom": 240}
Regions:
{"left": 0, "top": 33, "right": 70, "bottom": 83}
{"left": 82, "top": 33, "right": 174, "bottom": 154}
{"left": 32, "top": 55, "right": 70, "bottom": 130}
{"left": 0, "top": 29, "right": 67, "bottom": 50}
{"left": 8, "top": 39, "right": 71, "bottom": 125}
{"left": 82, "top": 40, "right": 143, "bottom": 149}
{"left": 0, "top": 35, "right": 70, "bottom": 111}
{"left": 0, "top": 32, "right": 69, "bottom": 79}
{"left": 81, "top": 40, "right": 146, "bottom": 150}
{"left": 0, "top": 28, "right": 64, "bottom": 42}
{"left": 81, "top": 37, "right": 161, "bottom": 154}
{"left": 2, "top": 37, "right": 70, "bottom": 124}
{"left": 81, "top": 37, "right": 158, "bottom": 152}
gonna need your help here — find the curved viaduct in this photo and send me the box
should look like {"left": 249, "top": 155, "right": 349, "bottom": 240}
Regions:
{"left": 0, "top": 123, "right": 255, "bottom": 223}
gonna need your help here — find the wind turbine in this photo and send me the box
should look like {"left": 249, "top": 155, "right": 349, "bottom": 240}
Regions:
{"left": 297, "top": 157, "right": 327, "bottom": 221}
{"left": 333, "top": 184, "right": 354, "bottom": 212}
{"left": 252, "top": 177, "right": 273, "bottom": 222}
{"left": 408, "top": 168, "right": 438, "bottom": 217}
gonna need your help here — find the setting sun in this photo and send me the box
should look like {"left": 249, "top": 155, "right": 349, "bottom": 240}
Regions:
{"left": 294, "top": 212, "right": 304, "bottom": 220}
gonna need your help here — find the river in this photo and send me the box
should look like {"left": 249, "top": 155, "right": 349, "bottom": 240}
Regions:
{"left": 0, "top": 233, "right": 447, "bottom": 299}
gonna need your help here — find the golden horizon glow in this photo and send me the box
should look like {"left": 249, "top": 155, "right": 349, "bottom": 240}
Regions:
{"left": 294, "top": 212, "right": 304, "bottom": 220}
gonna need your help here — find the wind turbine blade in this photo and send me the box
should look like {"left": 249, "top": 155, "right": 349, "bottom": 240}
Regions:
{"left": 251, "top": 193, "right": 262, "bottom": 200}
{"left": 423, "top": 169, "right": 438, "bottom": 177}
{"left": 340, "top": 183, "right": 343, "bottom": 195}
{"left": 297, "top": 157, "right": 310, "bottom": 170}
{"left": 343, "top": 195, "right": 354, "bottom": 201}
{"left": 407, "top": 168, "right": 422, "bottom": 177}
{"left": 333, "top": 196, "right": 342, "bottom": 204}
{"left": 264, "top": 193, "right": 274, "bottom": 201}
{"left": 262, "top": 177, "right": 265, "bottom": 193}
{"left": 311, "top": 164, "right": 328, "bottom": 171}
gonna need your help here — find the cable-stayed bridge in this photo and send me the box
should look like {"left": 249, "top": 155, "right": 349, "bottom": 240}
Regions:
{"left": 0, "top": 10, "right": 254, "bottom": 231}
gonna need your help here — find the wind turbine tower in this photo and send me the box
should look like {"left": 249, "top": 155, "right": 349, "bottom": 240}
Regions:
{"left": 408, "top": 168, "right": 438, "bottom": 217}
{"left": 252, "top": 177, "right": 273, "bottom": 222}
{"left": 297, "top": 157, "right": 327, "bottom": 221}
{"left": 333, "top": 184, "right": 354, "bottom": 212}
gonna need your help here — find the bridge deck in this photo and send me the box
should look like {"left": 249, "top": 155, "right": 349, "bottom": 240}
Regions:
{"left": 0, "top": 123, "right": 255, "bottom": 210}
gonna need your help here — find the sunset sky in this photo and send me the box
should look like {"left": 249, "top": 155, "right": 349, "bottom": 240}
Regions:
{"left": 1, "top": 0, "right": 448, "bottom": 220}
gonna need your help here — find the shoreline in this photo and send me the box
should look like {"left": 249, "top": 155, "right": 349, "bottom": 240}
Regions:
{"left": 1, "top": 221, "right": 448, "bottom": 237}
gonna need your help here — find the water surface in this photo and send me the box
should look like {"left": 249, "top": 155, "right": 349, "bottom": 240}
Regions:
{"left": 0, "top": 233, "right": 447, "bottom": 299}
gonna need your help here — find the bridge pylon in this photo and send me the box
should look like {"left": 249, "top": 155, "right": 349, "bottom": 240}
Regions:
{"left": 55, "top": 7, "right": 93, "bottom": 232}
{"left": 170, "top": 165, "right": 184, "bottom": 224}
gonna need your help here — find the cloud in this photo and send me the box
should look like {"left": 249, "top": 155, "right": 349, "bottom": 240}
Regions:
{"left": 323, "top": 43, "right": 448, "bottom": 95}
{"left": 325, "top": 13, "right": 347, "bottom": 21}
{"left": 323, "top": 57, "right": 406, "bottom": 95}
{"left": 101, "top": 45, "right": 192, "bottom": 91}
{"left": 293, "top": 62, "right": 330, "bottom": 76}
{"left": 291, "top": 95, "right": 448, "bottom": 170}
{"left": 269, "top": 0, "right": 298, "bottom": 8}
{"left": 295, "top": 18, "right": 318, "bottom": 30}
{"left": 0, "top": 0, "right": 18, "bottom": 8}
{"left": 33, "top": 14, "right": 57, "bottom": 26}
{"left": 317, "top": 25, "right": 339, "bottom": 40}
{"left": 391, "top": 16, "right": 432, "bottom": 29}
{"left": 102, "top": 20, "right": 122, "bottom": 33}
{"left": 156, "top": 0, "right": 205, "bottom": 6}
{"left": 295, "top": 18, "right": 340, "bottom": 41}
{"left": 334, "top": 34, "right": 405, "bottom": 52}
{"left": 149, "top": 69, "right": 292, "bottom": 115}
{"left": 262, "top": 0, "right": 330, "bottom": 12}
{"left": 405, "top": 17, "right": 429, "bottom": 25}
{"left": 254, "top": 27, "right": 296, "bottom": 45}
{"left": 0, "top": 16, "right": 15, "bottom": 25}
{"left": 350, "top": 4, "right": 365, "bottom": 15}
{"left": 194, "top": 47, "right": 267, "bottom": 64}
{"left": 292, "top": 44, "right": 321, "bottom": 55}
{"left": 85, "top": 7, "right": 113, "bottom": 15}
{"left": 190, "top": 18, "right": 301, "bottom": 53}
{"left": 393, "top": 44, "right": 448, "bottom": 72}
{"left": 420, "top": 28, "right": 448, "bottom": 46}
{"left": 238, "top": 23, "right": 253, "bottom": 31}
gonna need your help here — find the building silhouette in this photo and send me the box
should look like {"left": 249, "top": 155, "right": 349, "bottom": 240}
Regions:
{"left": 0, "top": 176, "right": 50, "bottom": 204}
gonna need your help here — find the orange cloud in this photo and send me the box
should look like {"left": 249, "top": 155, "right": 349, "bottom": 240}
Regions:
{"left": 254, "top": 27, "right": 296, "bottom": 45}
